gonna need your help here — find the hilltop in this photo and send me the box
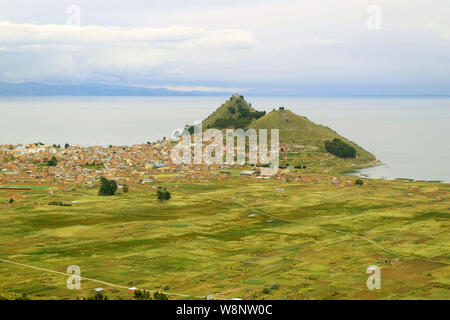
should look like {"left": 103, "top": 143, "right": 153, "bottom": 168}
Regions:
{"left": 202, "top": 94, "right": 266, "bottom": 129}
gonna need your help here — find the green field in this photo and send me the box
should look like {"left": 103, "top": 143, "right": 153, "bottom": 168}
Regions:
{"left": 0, "top": 176, "right": 449, "bottom": 300}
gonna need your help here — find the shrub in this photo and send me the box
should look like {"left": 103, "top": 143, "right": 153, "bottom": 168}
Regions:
{"left": 48, "top": 201, "right": 71, "bottom": 207}
{"left": 262, "top": 288, "right": 271, "bottom": 294}
{"left": 8, "top": 198, "right": 14, "bottom": 203}
{"left": 355, "top": 178, "right": 364, "bottom": 186}
{"left": 47, "top": 156, "right": 58, "bottom": 167}
{"left": 123, "top": 184, "right": 129, "bottom": 193}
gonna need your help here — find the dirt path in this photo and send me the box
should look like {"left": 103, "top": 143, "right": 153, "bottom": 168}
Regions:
{"left": 0, "top": 257, "right": 205, "bottom": 299}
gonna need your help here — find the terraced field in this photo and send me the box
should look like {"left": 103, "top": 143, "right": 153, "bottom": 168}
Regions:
{"left": 0, "top": 177, "right": 448, "bottom": 300}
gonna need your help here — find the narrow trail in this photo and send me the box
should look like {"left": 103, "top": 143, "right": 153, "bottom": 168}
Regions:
{"left": 0, "top": 258, "right": 205, "bottom": 299}
{"left": 305, "top": 156, "right": 334, "bottom": 166}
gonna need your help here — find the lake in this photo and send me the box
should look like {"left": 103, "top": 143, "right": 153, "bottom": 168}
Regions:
{"left": 0, "top": 96, "right": 449, "bottom": 182}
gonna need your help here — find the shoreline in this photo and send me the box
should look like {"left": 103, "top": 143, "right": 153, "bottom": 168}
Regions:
{"left": 343, "top": 160, "right": 448, "bottom": 184}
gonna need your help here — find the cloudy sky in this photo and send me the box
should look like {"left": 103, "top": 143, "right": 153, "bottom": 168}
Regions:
{"left": 1, "top": 0, "right": 450, "bottom": 95}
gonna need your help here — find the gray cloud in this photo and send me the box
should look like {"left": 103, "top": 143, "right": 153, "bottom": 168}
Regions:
{"left": 0, "top": 0, "right": 450, "bottom": 94}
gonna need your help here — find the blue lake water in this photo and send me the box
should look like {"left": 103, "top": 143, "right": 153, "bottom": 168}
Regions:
{"left": 0, "top": 96, "right": 449, "bottom": 182}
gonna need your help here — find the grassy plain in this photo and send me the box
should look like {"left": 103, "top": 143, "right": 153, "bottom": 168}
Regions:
{"left": 0, "top": 175, "right": 448, "bottom": 300}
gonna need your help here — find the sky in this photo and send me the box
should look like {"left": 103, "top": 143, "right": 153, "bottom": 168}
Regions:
{"left": 1, "top": 0, "right": 450, "bottom": 95}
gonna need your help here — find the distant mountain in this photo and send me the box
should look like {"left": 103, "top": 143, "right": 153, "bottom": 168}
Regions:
{"left": 0, "top": 82, "right": 229, "bottom": 96}
{"left": 199, "top": 95, "right": 376, "bottom": 163}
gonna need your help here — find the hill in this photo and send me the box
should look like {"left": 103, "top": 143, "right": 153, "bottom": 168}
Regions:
{"left": 202, "top": 94, "right": 266, "bottom": 129}
{"left": 249, "top": 108, "right": 375, "bottom": 162}
{"left": 199, "top": 95, "right": 376, "bottom": 163}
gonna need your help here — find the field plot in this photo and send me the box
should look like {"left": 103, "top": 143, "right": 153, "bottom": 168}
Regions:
{"left": 0, "top": 178, "right": 449, "bottom": 300}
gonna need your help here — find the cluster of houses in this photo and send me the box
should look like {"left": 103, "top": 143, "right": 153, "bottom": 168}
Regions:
{"left": 0, "top": 141, "right": 219, "bottom": 185}
{"left": 0, "top": 141, "right": 344, "bottom": 188}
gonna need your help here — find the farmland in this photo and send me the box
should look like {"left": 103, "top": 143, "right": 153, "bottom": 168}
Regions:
{"left": 0, "top": 175, "right": 448, "bottom": 300}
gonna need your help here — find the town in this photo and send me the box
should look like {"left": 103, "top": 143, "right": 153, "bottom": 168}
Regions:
{"left": 0, "top": 141, "right": 356, "bottom": 189}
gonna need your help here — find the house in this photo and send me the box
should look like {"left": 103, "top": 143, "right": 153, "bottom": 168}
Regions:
{"left": 93, "top": 288, "right": 104, "bottom": 293}
{"left": 240, "top": 170, "right": 256, "bottom": 176}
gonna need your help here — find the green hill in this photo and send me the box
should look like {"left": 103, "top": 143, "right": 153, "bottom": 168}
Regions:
{"left": 250, "top": 108, "right": 375, "bottom": 162}
{"left": 199, "top": 95, "right": 376, "bottom": 163}
{"left": 202, "top": 94, "right": 266, "bottom": 129}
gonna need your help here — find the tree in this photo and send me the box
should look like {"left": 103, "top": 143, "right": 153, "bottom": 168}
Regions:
{"left": 355, "top": 178, "right": 364, "bottom": 186}
{"left": 48, "top": 156, "right": 58, "bottom": 167}
{"left": 153, "top": 291, "right": 169, "bottom": 300}
{"left": 324, "top": 138, "right": 356, "bottom": 159}
{"left": 65, "top": 143, "right": 70, "bottom": 149}
{"left": 8, "top": 198, "right": 14, "bottom": 203}
{"left": 98, "top": 177, "right": 118, "bottom": 196}
{"left": 156, "top": 187, "right": 171, "bottom": 201}
{"left": 81, "top": 292, "right": 108, "bottom": 300}
{"left": 123, "top": 184, "right": 129, "bottom": 193}
{"left": 134, "top": 289, "right": 152, "bottom": 300}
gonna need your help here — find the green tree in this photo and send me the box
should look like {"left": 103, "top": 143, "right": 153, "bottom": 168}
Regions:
{"left": 8, "top": 198, "right": 14, "bottom": 203}
{"left": 324, "top": 138, "right": 356, "bottom": 159}
{"left": 123, "top": 184, "right": 129, "bottom": 193}
{"left": 48, "top": 156, "right": 58, "bottom": 167}
{"left": 153, "top": 291, "right": 169, "bottom": 300}
{"left": 65, "top": 143, "right": 70, "bottom": 149}
{"left": 156, "top": 187, "right": 171, "bottom": 201}
{"left": 355, "top": 178, "right": 364, "bottom": 186}
{"left": 134, "top": 289, "right": 152, "bottom": 300}
{"left": 81, "top": 292, "right": 108, "bottom": 300}
{"left": 98, "top": 177, "right": 118, "bottom": 196}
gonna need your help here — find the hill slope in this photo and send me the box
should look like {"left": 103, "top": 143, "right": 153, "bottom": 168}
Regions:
{"left": 249, "top": 108, "right": 376, "bottom": 162}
